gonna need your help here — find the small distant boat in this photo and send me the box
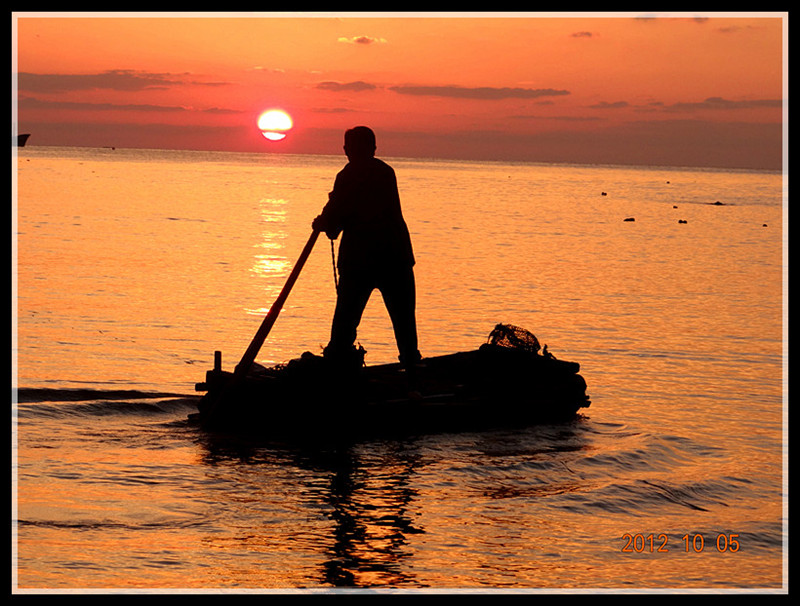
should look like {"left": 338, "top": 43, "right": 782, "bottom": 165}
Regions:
{"left": 15, "top": 133, "right": 31, "bottom": 147}
{"left": 191, "top": 324, "right": 591, "bottom": 438}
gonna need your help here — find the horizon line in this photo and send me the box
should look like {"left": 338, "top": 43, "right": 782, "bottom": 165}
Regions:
{"left": 16, "top": 142, "right": 783, "bottom": 174}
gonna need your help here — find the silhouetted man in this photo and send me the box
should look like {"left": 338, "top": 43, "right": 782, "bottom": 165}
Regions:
{"left": 312, "top": 126, "right": 421, "bottom": 370}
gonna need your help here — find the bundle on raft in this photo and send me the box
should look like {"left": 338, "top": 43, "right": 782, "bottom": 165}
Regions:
{"left": 191, "top": 324, "right": 590, "bottom": 437}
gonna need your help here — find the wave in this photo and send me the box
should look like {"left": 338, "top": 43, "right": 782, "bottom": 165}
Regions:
{"left": 14, "top": 388, "right": 200, "bottom": 419}
{"left": 15, "top": 387, "right": 191, "bottom": 403}
{"left": 555, "top": 475, "right": 748, "bottom": 516}
{"left": 16, "top": 517, "right": 209, "bottom": 532}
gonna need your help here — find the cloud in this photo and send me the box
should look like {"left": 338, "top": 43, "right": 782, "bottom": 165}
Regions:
{"left": 18, "top": 95, "right": 242, "bottom": 115}
{"left": 316, "top": 81, "right": 378, "bottom": 92}
{"left": 199, "top": 106, "right": 244, "bottom": 115}
{"left": 590, "top": 101, "right": 630, "bottom": 109}
{"left": 311, "top": 107, "right": 356, "bottom": 113}
{"left": 17, "top": 70, "right": 228, "bottom": 94}
{"left": 634, "top": 14, "right": 731, "bottom": 26}
{"left": 250, "top": 66, "right": 286, "bottom": 73}
{"left": 717, "top": 25, "right": 759, "bottom": 34}
{"left": 389, "top": 85, "right": 570, "bottom": 100}
{"left": 315, "top": 82, "right": 571, "bottom": 100}
{"left": 586, "top": 97, "right": 781, "bottom": 114}
{"left": 511, "top": 114, "right": 603, "bottom": 122}
{"left": 664, "top": 97, "right": 782, "bottom": 111}
{"left": 338, "top": 35, "right": 387, "bottom": 45}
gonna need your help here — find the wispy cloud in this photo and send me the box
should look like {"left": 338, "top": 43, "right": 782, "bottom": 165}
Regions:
{"left": 316, "top": 81, "right": 378, "bottom": 92}
{"left": 388, "top": 85, "right": 570, "bottom": 100}
{"left": 634, "top": 14, "right": 710, "bottom": 22}
{"left": 664, "top": 96, "right": 782, "bottom": 111}
{"left": 18, "top": 96, "right": 242, "bottom": 114}
{"left": 311, "top": 107, "right": 356, "bottom": 113}
{"left": 17, "top": 70, "right": 228, "bottom": 94}
{"left": 586, "top": 97, "right": 781, "bottom": 113}
{"left": 717, "top": 24, "right": 760, "bottom": 34}
{"left": 337, "top": 35, "right": 387, "bottom": 45}
{"left": 590, "top": 101, "right": 630, "bottom": 109}
{"left": 315, "top": 82, "right": 571, "bottom": 100}
{"left": 511, "top": 114, "right": 602, "bottom": 122}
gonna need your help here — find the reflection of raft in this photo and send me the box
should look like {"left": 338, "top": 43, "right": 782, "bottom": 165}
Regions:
{"left": 192, "top": 325, "right": 590, "bottom": 437}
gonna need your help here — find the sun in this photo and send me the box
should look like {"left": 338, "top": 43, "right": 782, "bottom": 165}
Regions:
{"left": 258, "top": 109, "right": 293, "bottom": 141}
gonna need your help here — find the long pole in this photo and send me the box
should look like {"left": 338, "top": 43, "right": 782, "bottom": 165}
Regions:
{"left": 233, "top": 229, "right": 320, "bottom": 380}
{"left": 204, "top": 229, "right": 320, "bottom": 422}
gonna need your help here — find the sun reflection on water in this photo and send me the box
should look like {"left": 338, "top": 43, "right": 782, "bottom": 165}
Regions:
{"left": 247, "top": 198, "right": 291, "bottom": 312}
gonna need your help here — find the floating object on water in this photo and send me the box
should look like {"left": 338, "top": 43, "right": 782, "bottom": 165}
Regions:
{"left": 192, "top": 324, "right": 590, "bottom": 436}
{"left": 601, "top": 192, "right": 607, "bottom": 196}
{"left": 711, "top": 201, "right": 725, "bottom": 206}
{"left": 678, "top": 219, "right": 688, "bottom": 224}
{"left": 623, "top": 217, "right": 635, "bottom": 222}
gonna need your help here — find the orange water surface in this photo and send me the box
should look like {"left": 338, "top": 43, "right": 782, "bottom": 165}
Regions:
{"left": 13, "top": 147, "right": 785, "bottom": 591}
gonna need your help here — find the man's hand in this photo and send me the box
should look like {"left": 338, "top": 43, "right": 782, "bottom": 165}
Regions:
{"left": 312, "top": 214, "right": 339, "bottom": 240}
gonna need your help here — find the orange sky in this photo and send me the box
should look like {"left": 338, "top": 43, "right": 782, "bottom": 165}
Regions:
{"left": 12, "top": 12, "right": 785, "bottom": 169}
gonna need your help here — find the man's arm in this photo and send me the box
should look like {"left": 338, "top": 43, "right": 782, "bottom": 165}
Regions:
{"left": 312, "top": 170, "right": 355, "bottom": 239}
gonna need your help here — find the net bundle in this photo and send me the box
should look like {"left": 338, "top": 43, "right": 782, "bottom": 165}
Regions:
{"left": 486, "top": 323, "right": 541, "bottom": 354}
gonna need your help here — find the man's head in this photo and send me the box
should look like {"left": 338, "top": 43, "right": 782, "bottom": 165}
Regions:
{"left": 343, "top": 126, "right": 376, "bottom": 160}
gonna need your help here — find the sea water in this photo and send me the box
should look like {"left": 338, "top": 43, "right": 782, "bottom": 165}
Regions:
{"left": 13, "top": 146, "right": 786, "bottom": 591}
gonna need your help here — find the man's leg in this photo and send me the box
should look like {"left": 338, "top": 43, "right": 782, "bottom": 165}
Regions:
{"left": 326, "top": 271, "right": 374, "bottom": 359}
{"left": 378, "top": 266, "right": 421, "bottom": 367}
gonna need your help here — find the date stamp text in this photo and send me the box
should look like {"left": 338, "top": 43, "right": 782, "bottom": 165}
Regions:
{"left": 621, "top": 533, "right": 741, "bottom": 553}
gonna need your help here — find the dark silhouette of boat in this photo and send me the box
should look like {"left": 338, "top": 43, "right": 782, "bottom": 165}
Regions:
{"left": 191, "top": 324, "right": 590, "bottom": 437}
{"left": 15, "top": 133, "right": 30, "bottom": 147}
